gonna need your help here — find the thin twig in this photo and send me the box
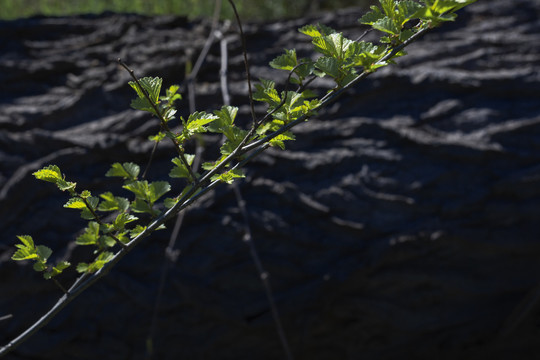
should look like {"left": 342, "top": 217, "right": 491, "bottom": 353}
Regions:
{"left": 232, "top": 185, "right": 295, "bottom": 360}
{"left": 227, "top": 0, "right": 257, "bottom": 126}
{"left": 141, "top": 140, "right": 159, "bottom": 180}
{"left": 52, "top": 278, "right": 68, "bottom": 294}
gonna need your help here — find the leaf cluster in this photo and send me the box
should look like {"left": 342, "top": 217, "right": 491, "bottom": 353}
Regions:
{"left": 264, "top": 0, "right": 477, "bottom": 96}
{"left": 12, "top": 235, "right": 70, "bottom": 280}
{"left": 360, "top": 0, "right": 478, "bottom": 41}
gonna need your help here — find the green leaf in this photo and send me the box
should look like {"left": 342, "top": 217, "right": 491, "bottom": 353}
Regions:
{"left": 298, "top": 23, "right": 336, "bottom": 38}
{"left": 77, "top": 252, "right": 114, "bottom": 273}
{"left": 12, "top": 247, "right": 38, "bottom": 261}
{"left": 129, "top": 225, "right": 147, "bottom": 239}
{"left": 47, "top": 261, "right": 72, "bottom": 279}
{"left": 269, "top": 49, "right": 298, "bottom": 71}
{"left": 33, "top": 165, "right": 63, "bottom": 183}
{"left": 312, "top": 33, "right": 353, "bottom": 59}
{"left": 12, "top": 235, "right": 38, "bottom": 261}
{"left": 106, "top": 162, "right": 140, "bottom": 180}
{"left": 291, "top": 59, "right": 316, "bottom": 84}
{"left": 219, "top": 127, "right": 249, "bottom": 156}
{"left": 56, "top": 179, "right": 76, "bottom": 192}
{"left": 98, "top": 236, "right": 117, "bottom": 249}
{"left": 162, "top": 108, "right": 177, "bottom": 122}
{"left": 123, "top": 180, "right": 170, "bottom": 205}
{"left": 55, "top": 261, "right": 71, "bottom": 272}
{"left": 64, "top": 197, "right": 86, "bottom": 209}
{"left": 299, "top": 24, "right": 322, "bottom": 37}
{"left": 211, "top": 169, "right": 245, "bottom": 184}
{"left": 149, "top": 132, "right": 166, "bottom": 142}
{"left": 131, "top": 198, "right": 154, "bottom": 214}
{"left": 253, "top": 82, "right": 281, "bottom": 107}
{"left": 315, "top": 57, "right": 340, "bottom": 78}
{"left": 16, "top": 235, "right": 34, "bottom": 249}
{"left": 379, "top": 0, "right": 396, "bottom": 18}
{"left": 399, "top": 29, "right": 415, "bottom": 42}
{"left": 78, "top": 196, "right": 99, "bottom": 220}
{"left": 149, "top": 181, "right": 171, "bottom": 203}
{"left": 418, "top": 0, "right": 476, "bottom": 24}
{"left": 123, "top": 181, "right": 149, "bottom": 200}
{"left": 36, "top": 245, "right": 52, "bottom": 261}
{"left": 129, "top": 76, "right": 162, "bottom": 104}
{"left": 33, "top": 165, "right": 76, "bottom": 192}
{"left": 372, "top": 17, "right": 401, "bottom": 35}
{"left": 113, "top": 213, "right": 138, "bottom": 231}
{"left": 76, "top": 221, "right": 100, "bottom": 246}
{"left": 269, "top": 132, "right": 296, "bottom": 150}
{"left": 397, "top": 1, "right": 424, "bottom": 25}
{"left": 431, "top": 0, "right": 476, "bottom": 14}
{"left": 130, "top": 97, "right": 155, "bottom": 113}
{"left": 33, "top": 261, "right": 47, "bottom": 272}
{"left": 76, "top": 263, "right": 89, "bottom": 273}
{"left": 163, "top": 197, "right": 178, "bottom": 209}
{"left": 161, "top": 84, "right": 182, "bottom": 103}
{"left": 98, "top": 192, "right": 130, "bottom": 212}
{"left": 186, "top": 112, "right": 219, "bottom": 133}
{"left": 169, "top": 155, "right": 195, "bottom": 179}
{"left": 212, "top": 105, "right": 238, "bottom": 128}
{"left": 359, "top": 5, "right": 385, "bottom": 25}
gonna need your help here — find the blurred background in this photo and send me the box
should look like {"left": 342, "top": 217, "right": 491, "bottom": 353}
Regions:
{"left": 0, "top": 0, "right": 376, "bottom": 20}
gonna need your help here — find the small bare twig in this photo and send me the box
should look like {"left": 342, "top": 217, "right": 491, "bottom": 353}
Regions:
{"left": 232, "top": 185, "right": 295, "bottom": 360}
{"left": 227, "top": 0, "right": 257, "bottom": 126}
{"left": 141, "top": 141, "right": 159, "bottom": 180}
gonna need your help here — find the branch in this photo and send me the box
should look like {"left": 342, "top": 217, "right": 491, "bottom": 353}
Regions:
{"left": 1, "top": 13, "right": 435, "bottom": 359}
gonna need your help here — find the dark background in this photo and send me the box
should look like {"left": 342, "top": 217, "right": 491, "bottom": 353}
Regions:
{"left": 1, "top": 0, "right": 540, "bottom": 359}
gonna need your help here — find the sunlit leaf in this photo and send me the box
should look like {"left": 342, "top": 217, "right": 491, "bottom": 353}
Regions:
{"left": 372, "top": 17, "right": 400, "bottom": 35}
{"left": 76, "top": 222, "right": 100, "bottom": 246}
{"left": 16, "top": 235, "right": 34, "bottom": 249}
{"left": 64, "top": 197, "right": 86, "bottom": 209}
{"left": 359, "top": 5, "right": 385, "bottom": 25}
{"left": 270, "top": 49, "right": 298, "bottom": 71}
{"left": 169, "top": 155, "right": 195, "bottom": 179}
{"left": 33, "top": 165, "right": 63, "bottom": 183}
{"left": 106, "top": 162, "right": 140, "bottom": 180}
{"left": 211, "top": 169, "right": 245, "bottom": 184}
{"left": 186, "top": 112, "right": 218, "bottom": 133}
{"left": 315, "top": 57, "right": 340, "bottom": 78}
